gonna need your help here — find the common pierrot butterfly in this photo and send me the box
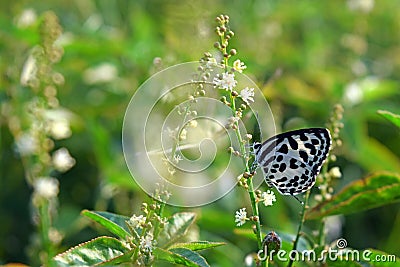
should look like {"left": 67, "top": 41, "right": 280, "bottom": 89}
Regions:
{"left": 253, "top": 128, "right": 331, "bottom": 199}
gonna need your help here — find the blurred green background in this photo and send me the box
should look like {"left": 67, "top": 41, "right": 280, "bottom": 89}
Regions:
{"left": 1, "top": 0, "right": 399, "bottom": 265}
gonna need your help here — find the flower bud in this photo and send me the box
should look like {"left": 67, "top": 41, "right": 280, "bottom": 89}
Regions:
{"left": 262, "top": 231, "right": 281, "bottom": 258}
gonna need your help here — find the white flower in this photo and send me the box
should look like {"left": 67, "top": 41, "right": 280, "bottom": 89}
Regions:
{"left": 140, "top": 232, "right": 154, "bottom": 253}
{"left": 179, "top": 128, "right": 187, "bottom": 141}
{"left": 83, "top": 63, "right": 118, "bottom": 84}
{"left": 20, "top": 55, "right": 37, "bottom": 86}
{"left": 15, "top": 133, "right": 38, "bottom": 156}
{"left": 239, "top": 87, "right": 255, "bottom": 104}
{"left": 52, "top": 147, "right": 76, "bottom": 172}
{"left": 235, "top": 208, "right": 247, "bottom": 227}
{"left": 329, "top": 167, "right": 342, "bottom": 179}
{"left": 262, "top": 190, "right": 276, "bottom": 207}
{"left": 213, "top": 72, "right": 237, "bottom": 91}
{"left": 49, "top": 119, "right": 72, "bottom": 140}
{"left": 189, "top": 120, "right": 198, "bottom": 128}
{"left": 129, "top": 214, "right": 146, "bottom": 228}
{"left": 16, "top": 8, "right": 37, "bottom": 28}
{"left": 34, "top": 177, "right": 59, "bottom": 199}
{"left": 347, "top": 0, "right": 374, "bottom": 13}
{"left": 233, "top": 59, "right": 247, "bottom": 73}
{"left": 206, "top": 57, "right": 217, "bottom": 69}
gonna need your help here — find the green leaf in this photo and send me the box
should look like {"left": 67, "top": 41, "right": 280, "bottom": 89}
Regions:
{"left": 157, "top": 212, "right": 196, "bottom": 248}
{"left": 155, "top": 247, "right": 209, "bottom": 267}
{"left": 53, "top": 236, "right": 132, "bottom": 266}
{"left": 378, "top": 110, "right": 400, "bottom": 129}
{"left": 168, "top": 241, "right": 226, "bottom": 251}
{"left": 306, "top": 172, "right": 400, "bottom": 220}
{"left": 81, "top": 210, "right": 131, "bottom": 239}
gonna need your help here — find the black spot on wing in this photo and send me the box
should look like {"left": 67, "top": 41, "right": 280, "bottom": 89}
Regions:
{"left": 305, "top": 143, "right": 316, "bottom": 155}
{"left": 299, "top": 133, "right": 308, "bottom": 141}
{"left": 279, "top": 163, "right": 287, "bottom": 172}
{"left": 277, "top": 144, "right": 288, "bottom": 154}
{"left": 311, "top": 138, "right": 320, "bottom": 145}
{"left": 299, "top": 150, "right": 308, "bottom": 162}
{"left": 287, "top": 136, "right": 298, "bottom": 150}
{"left": 289, "top": 158, "right": 299, "bottom": 169}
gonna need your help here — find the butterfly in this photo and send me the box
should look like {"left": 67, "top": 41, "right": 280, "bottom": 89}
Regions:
{"left": 252, "top": 128, "right": 331, "bottom": 200}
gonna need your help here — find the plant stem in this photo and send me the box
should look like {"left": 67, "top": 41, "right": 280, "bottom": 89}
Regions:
{"left": 318, "top": 217, "right": 326, "bottom": 246}
{"left": 39, "top": 200, "right": 54, "bottom": 266}
{"left": 153, "top": 199, "right": 166, "bottom": 240}
{"left": 287, "top": 190, "right": 310, "bottom": 267}
{"left": 230, "top": 95, "right": 265, "bottom": 267}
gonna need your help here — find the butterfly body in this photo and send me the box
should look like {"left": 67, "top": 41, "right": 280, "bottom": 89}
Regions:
{"left": 253, "top": 128, "right": 331, "bottom": 196}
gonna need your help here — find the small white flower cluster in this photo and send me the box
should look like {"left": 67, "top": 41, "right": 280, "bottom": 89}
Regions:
{"left": 129, "top": 214, "right": 146, "bottom": 229}
{"left": 52, "top": 147, "right": 76, "bottom": 172}
{"left": 213, "top": 72, "right": 237, "bottom": 91}
{"left": 239, "top": 87, "right": 254, "bottom": 104}
{"left": 233, "top": 59, "right": 247, "bottom": 73}
{"left": 212, "top": 60, "right": 255, "bottom": 105}
{"left": 235, "top": 208, "right": 247, "bottom": 227}
{"left": 15, "top": 133, "right": 38, "bottom": 156}
{"left": 49, "top": 119, "right": 71, "bottom": 140}
{"left": 234, "top": 190, "right": 277, "bottom": 227}
{"left": 140, "top": 232, "right": 154, "bottom": 253}
{"left": 261, "top": 190, "right": 276, "bottom": 207}
{"left": 34, "top": 177, "right": 59, "bottom": 199}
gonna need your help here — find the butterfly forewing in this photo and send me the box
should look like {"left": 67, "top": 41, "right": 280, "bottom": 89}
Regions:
{"left": 254, "top": 128, "right": 331, "bottom": 196}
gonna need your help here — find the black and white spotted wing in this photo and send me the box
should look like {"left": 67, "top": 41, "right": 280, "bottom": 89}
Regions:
{"left": 253, "top": 128, "right": 331, "bottom": 196}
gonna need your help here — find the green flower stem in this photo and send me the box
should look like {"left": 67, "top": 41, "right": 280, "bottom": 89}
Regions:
{"left": 153, "top": 200, "right": 166, "bottom": 240}
{"left": 287, "top": 190, "right": 310, "bottom": 267}
{"left": 317, "top": 161, "right": 329, "bottom": 246}
{"left": 39, "top": 200, "right": 55, "bottom": 266}
{"left": 318, "top": 217, "right": 326, "bottom": 246}
{"left": 230, "top": 95, "right": 266, "bottom": 267}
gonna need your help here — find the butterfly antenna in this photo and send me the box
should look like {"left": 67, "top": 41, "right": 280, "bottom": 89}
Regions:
{"left": 292, "top": 194, "right": 304, "bottom": 205}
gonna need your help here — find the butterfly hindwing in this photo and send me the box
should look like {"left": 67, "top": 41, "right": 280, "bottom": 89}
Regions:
{"left": 254, "top": 128, "right": 331, "bottom": 196}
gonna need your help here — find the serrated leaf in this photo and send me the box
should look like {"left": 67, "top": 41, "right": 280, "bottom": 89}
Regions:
{"left": 168, "top": 241, "right": 225, "bottom": 251}
{"left": 378, "top": 110, "right": 400, "bottom": 129}
{"left": 53, "top": 236, "right": 131, "bottom": 266}
{"left": 306, "top": 172, "right": 400, "bottom": 220}
{"left": 155, "top": 247, "right": 209, "bottom": 267}
{"left": 158, "top": 212, "right": 196, "bottom": 248}
{"left": 81, "top": 210, "right": 131, "bottom": 239}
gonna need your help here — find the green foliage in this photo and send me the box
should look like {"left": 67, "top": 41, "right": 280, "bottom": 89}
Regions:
{"left": 306, "top": 172, "right": 400, "bottom": 219}
{"left": 378, "top": 110, "right": 400, "bottom": 129}
{"left": 1, "top": 1, "right": 400, "bottom": 266}
{"left": 81, "top": 210, "right": 131, "bottom": 239}
{"left": 54, "top": 210, "right": 224, "bottom": 266}
{"left": 53, "top": 236, "right": 133, "bottom": 266}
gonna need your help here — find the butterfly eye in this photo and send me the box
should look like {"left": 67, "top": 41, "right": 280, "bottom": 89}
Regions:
{"left": 253, "top": 142, "right": 261, "bottom": 151}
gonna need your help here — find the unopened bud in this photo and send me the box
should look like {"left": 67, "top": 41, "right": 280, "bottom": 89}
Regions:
{"left": 262, "top": 231, "right": 281, "bottom": 258}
